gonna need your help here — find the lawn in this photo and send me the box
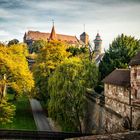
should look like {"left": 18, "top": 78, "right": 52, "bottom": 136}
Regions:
{"left": 0, "top": 94, "right": 37, "bottom": 130}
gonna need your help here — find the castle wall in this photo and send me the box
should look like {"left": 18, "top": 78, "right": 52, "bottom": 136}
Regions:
{"left": 84, "top": 93, "right": 124, "bottom": 134}
{"left": 83, "top": 94, "right": 104, "bottom": 133}
{"left": 84, "top": 84, "right": 140, "bottom": 133}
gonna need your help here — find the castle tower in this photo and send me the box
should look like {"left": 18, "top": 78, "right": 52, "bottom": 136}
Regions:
{"left": 80, "top": 32, "right": 89, "bottom": 46}
{"left": 94, "top": 33, "right": 102, "bottom": 54}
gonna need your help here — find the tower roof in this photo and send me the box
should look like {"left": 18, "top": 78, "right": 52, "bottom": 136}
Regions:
{"left": 80, "top": 32, "right": 89, "bottom": 37}
{"left": 97, "top": 33, "right": 100, "bottom": 37}
{"left": 49, "top": 25, "right": 56, "bottom": 40}
{"left": 94, "top": 33, "right": 102, "bottom": 41}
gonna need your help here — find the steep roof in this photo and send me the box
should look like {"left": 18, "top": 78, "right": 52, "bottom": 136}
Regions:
{"left": 49, "top": 25, "right": 56, "bottom": 40}
{"left": 102, "top": 69, "right": 130, "bottom": 87}
{"left": 25, "top": 27, "right": 79, "bottom": 44}
{"left": 129, "top": 51, "right": 140, "bottom": 66}
{"left": 80, "top": 32, "right": 89, "bottom": 36}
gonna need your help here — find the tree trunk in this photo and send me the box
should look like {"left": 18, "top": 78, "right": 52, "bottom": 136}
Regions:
{"left": 75, "top": 108, "right": 82, "bottom": 133}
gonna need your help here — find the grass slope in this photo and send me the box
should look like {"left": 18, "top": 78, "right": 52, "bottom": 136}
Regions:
{"left": 0, "top": 94, "right": 36, "bottom": 130}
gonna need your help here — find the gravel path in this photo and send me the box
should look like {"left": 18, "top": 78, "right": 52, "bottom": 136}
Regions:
{"left": 30, "top": 99, "right": 52, "bottom": 131}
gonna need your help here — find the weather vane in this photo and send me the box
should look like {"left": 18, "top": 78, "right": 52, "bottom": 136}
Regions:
{"left": 52, "top": 19, "right": 54, "bottom": 26}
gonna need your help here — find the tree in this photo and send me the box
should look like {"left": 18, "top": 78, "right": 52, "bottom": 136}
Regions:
{"left": 0, "top": 98, "right": 15, "bottom": 125}
{"left": 30, "top": 40, "right": 47, "bottom": 53}
{"left": 0, "top": 43, "right": 34, "bottom": 100}
{"left": 0, "top": 43, "right": 33, "bottom": 124}
{"left": 33, "top": 40, "right": 70, "bottom": 101}
{"left": 8, "top": 39, "right": 19, "bottom": 46}
{"left": 48, "top": 58, "right": 98, "bottom": 132}
{"left": 99, "top": 34, "right": 140, "bottom": 80}
{"left": 66, "top": 46, "right": 87, "bottom": 56}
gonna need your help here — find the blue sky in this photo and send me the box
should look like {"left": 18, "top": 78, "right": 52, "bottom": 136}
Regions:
{"left": 0, "top": 0, "right": 140, "bottom": 50}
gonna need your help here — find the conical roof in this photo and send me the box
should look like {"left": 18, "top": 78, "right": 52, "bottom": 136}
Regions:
{"left": 80, "top": 32, "right": 89, "bottom": 36}
{"left": 94, "top": 33, "right": 102, "bottom": 41}
{"left": 49, "top": 25, "right": 56, "bottom": 40}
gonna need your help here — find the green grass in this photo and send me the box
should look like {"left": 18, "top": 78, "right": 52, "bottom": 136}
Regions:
{"left": 0, "top": 94, "right": 37, "bottom": 130}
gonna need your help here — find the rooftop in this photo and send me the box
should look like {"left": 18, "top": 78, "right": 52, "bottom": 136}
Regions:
{"left": 24, "top": 26, "right": 80, "bottom": 44}
{"left": 102, "top": 69, "right": 130, "bottom": 87}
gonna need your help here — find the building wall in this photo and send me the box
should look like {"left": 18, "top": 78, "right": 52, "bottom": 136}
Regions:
{"left": 103, "top": 108, "right": 124, "bottom": 133}
{"left": 104, "top": 82, "right": 140, "bottom": 131}
{"left": 130, "top": 66, "right": 140, "bottom": 101}
{"left": 130, "top": 65, "right": 140, "bottom": 129}
{"left": 104, "top": 84, "right": 130, "bottom": 105}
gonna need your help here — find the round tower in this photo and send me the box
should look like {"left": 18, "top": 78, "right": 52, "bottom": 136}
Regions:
{"left": 94, "top": 33, "right": 102, "bottom": 54}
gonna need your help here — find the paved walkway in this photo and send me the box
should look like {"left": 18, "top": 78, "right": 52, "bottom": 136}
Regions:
{"left": 30, "top": 99, "right": 52, "bottom": 131}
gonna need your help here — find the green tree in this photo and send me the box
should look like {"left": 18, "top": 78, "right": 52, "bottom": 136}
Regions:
{"left": 30, "top": 40, "right": 47, "bottom": 53}
{"left": 99, "top": 34, "right": 140, "bottom": 80}
{"left": 48, "top": 58, "right": 98, "bottom": 132}
{"left": 8, "top": 39, "right": 19, "bottom": 46}
{"left": 66, "top": 46, "right": 87, "bottom": 56}
{"left": 33, "top": 40, "right": 70, "bottom": 101}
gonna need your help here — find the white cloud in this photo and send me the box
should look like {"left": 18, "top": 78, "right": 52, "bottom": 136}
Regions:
{"left": 0, "top": 0, "right": 140, "bottom": 49}
{"left": 0, "top": 30, "right": 10, "bottom": 36}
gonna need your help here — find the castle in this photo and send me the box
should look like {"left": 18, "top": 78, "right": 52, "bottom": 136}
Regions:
{"left": 23, "top": 25, "right": 103, "bottom": 57}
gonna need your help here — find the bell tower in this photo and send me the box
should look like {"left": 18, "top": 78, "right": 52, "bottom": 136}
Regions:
{"left": 80, "top": 24, "right": 89, "bottom": 46}
{"left": 94, "top": 33, "right": 102, "bottom": 54}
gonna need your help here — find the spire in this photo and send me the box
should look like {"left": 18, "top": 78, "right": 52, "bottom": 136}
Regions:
{"left": 49, "top": 21, "right": 56, "bottom": 40}
{"left": 84, "top": 24, "right": 85, "bottom": 32}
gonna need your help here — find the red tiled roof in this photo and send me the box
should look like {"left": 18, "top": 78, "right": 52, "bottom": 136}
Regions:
{"left": 25, "top": 30, "right": 79, "bottom": 44}
{"left": 102, "top": 69, "right": 130, "bottom": 87}
{"left": 26, "top": 31, "right": 50, "bottom": 41}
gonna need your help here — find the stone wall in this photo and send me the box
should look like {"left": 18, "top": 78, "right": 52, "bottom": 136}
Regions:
{"left": 69, "top": 131, "right": 140, "bottom": 140}
{"left": 83, "top": 93, "right": 104, "bottom": 133}
{"left": 130, "top": 66, "right": 140, "bottom": 100}
{"left": 84, "top": 92, "right": 140, "bottom": 134}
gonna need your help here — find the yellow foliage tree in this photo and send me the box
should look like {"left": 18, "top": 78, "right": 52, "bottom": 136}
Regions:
{"left": 33, "top": 40, "right": 70, "bottom": 101}
{"left": 0, "top": 43, "right": 34, "bottom": 100}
